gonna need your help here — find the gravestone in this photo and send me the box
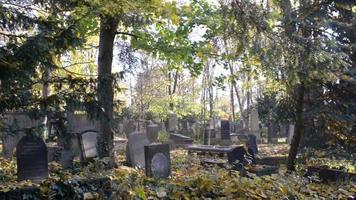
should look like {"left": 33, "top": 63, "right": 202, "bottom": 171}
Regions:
{"left": 220, "top": 120, "right": 230, "bottom": 140}
{"left": 169, "top": 133, "right": 193, "bottom": 148}
{"left": 168, "top": 114, "right": 178, "bottom": 132}
{"left": 66, "top": 112, "right": 100, "bottom": 158}
{"left": 287, "top": 124, "right": 295, "bottom": 144}
{"left": 247, "top": 134, "right": 258, "bottom": 155}
{"left": 126, "top": 132, "right": 149, "bottom": 168}
{"left": 144, "top": 144, "right": 171, "bottom": 178}
{"left": 146, "top": 124, "right": 160, "bottom": 143}
{"left": 79, "top": 130, "right": 99, "bottom": 160}
{"left": 114, "top": 137, "right": 127, "bottom": 152}
{"left": 249, "top": 109, "right": 261, "bottom": 140}
{"left": 17, "top": 135, "right": 48, "bottom": 182}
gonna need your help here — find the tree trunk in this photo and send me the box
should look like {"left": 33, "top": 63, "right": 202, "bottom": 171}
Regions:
{"left": 287, "top": 83, "right": 305, "bottom": 170}
{"left": 97, "top": 17, "right": 118, "bottom": 166}
{"left": 230, "top": 81, "right": 235, "bottom": 121}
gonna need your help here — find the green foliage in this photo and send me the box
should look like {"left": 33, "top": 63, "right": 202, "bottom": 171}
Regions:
{"left": 257, "top": 92, "right": 296, "bottom": 124}
{"left": 157, "top": 130, "right": 169, "bottom": 143}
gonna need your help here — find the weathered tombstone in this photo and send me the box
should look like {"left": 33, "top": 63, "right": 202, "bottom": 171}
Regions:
{"left": 126, "top": 132, "right": 149, "bottom": 168}
{"left": 146, "top": 124, "right": 160, "bottom": 143}
{"left": 249, "top": 109, "right": 261, "bottom": 140}
{"left": 168, "top": 114, "right": 178, "bottom": 132}
{"left": 247, "top": 134, "right": 258, "bottom": 155}
{"left": 169, "top": 133, "right": 193, "bottom": 148}
{"left": 17, "top": 135, "right": 48, "bottom": 182}
{"left": 287, "top": 124, "right": 295, "bottom": 144}
{"left": 114, "top": 137, "right": 127, "bottom": 152}
{"left": 78, "top": 130, "right": 99, "bottom": 160}
{"left": 144, "top": 144, "right": 171, "bottom": 178}
{"left": 220, "top": 120, "right": 230, "bottom": 140}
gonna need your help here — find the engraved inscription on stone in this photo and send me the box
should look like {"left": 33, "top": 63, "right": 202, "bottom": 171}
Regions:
{"left": 80, "top": 131, "right": 98, "bottom": 159}
{"left": 16, "top": 135, "right": 48, "bottom": 182}
{"left": 151, "top": 153, "right": 169, "bottom": 178}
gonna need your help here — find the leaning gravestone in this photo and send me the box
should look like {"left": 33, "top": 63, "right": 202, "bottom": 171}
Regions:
{"left": 126, "top": 132, "right": 149, "bottom": 168}
{"left": 146, "top": 124, "right": 160, "bottom": 143}
{"left": 17, "top": 135, "right": 48, "bottom": 182}
{"left": 144, "top": 143, "right": 171, "bottom": 178}
{"left": 79, "top": 130, "right": 99, "bottom": 160}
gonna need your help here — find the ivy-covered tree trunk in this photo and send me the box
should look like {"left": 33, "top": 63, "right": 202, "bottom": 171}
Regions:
{"left": 97, "top": 17, "right": 118, "bottom": 166}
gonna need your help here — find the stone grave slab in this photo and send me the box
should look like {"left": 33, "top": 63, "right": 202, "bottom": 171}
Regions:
{"left": 247, "top": 165, "right": 279, "bottom": 176}
{"left": 17, "top": 135, "right": 48, "bottom": 182}
{"left": 146, "top": 124, "right": 160, "bottom": 143}
{"left": 127, "top": 132, "right": 149, "bottom": 168}
{"left": 169, "top": 133, "right": 193, "bottom": 148}
{"left": 305, "top": 166, "right": 356, "bottom": 182}
{"left": 144, "top": 143, "right": 171, "bottom": 178}
{"left": 187, "top": 145, "right": 247, "bottom": 164}
{"left": 79, "top": 130, "right": 99, "bottom": 160}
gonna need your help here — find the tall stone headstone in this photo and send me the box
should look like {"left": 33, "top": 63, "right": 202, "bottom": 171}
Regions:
{"left": 17, "top": 135, "right": 48, "bottom": 182}
{"left": 287, "top": 124, "right": 295, "bottom": 144}
{"left": 144, "top": 144, "right": 171, "bottom": 178}
{"left": 168, "top": 114, "right": 178, "bottom": 132}
{"left": 146, "top": 124, "right": 160, "bottom": 143}
{"left": 126, "top": 132, "right": 149, "bottom": 168}
{"left": 220, "top": 120, "right": 230, "bottom": 140}
{"left": 79, "top": 131, "right": 99, "bottom": 160}
{"left": 249, "top": 109, "right": 260, "bottom": 140}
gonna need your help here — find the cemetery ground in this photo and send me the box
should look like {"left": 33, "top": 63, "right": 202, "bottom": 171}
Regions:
{"left": 0, "top": 144, "right": 354, "bottom": 199}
